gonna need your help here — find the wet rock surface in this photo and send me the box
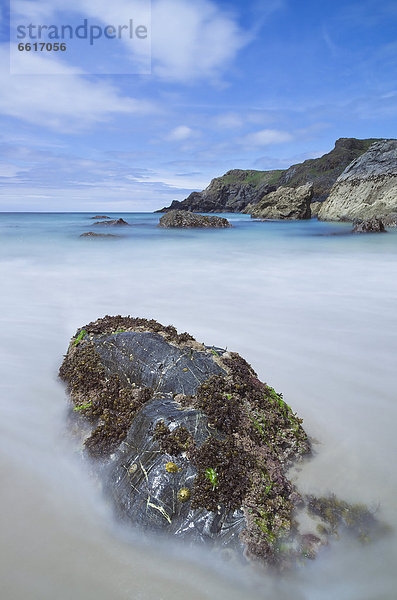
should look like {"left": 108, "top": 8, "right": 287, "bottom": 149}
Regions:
{"left": 352, "top": 218, "right": 387, "bottom": 233}
{"left": 93, "top": 218, "right": 129, "bottom": 226}
{"left": 158, "top": 210, "right": 231, "bottom": 228}
{"left": 80, "top": 232, "right": 119, "bottom": 238}
{"left": 59, "top": 316, "right": 387, "bottom": 569}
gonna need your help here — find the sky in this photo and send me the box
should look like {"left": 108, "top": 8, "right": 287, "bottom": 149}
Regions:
{"left": 0, "top": 0, "right": 396, "bottom": 211}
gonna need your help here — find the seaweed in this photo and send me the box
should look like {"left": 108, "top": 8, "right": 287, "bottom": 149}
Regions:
{"left": 153, "top": 422, "right": 193, "bottom": 456}
{"left": 60, "top": 317, "right": 386, "bottom": 570}
{"left": 82, "top": 315, "right": 194, "bottom": 344}
{"left": 59, "top": 339, "right": 153, "bottom": 457}
{"left": 189, "top": 436, "right": 254, "bottom": 512}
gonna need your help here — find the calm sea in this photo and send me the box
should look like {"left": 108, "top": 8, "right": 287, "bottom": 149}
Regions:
{"left": 0, "top": 212, "right": 396, "bottom": 600}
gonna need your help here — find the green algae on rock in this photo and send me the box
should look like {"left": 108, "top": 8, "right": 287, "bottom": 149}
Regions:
{"left": 59, "top": 315, "right": 387, "bottom": 569}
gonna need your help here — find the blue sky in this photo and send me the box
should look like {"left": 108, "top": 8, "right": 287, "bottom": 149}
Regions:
{"left": 0, "top": 0, "right": 396, "bottom": 211}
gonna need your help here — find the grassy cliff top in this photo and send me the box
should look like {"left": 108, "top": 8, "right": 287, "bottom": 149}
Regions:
{"left": 213, "top": 138, "right": 384, "bottom": 189}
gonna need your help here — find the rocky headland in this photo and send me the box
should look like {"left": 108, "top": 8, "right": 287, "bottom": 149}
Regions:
{"left": 157, "top": 138, "right": 382, "bottom": 217}
{"left": 59, "top": 317, "right": 385, "bottom": 570}
{"left": 318, "top": 140, "right": 397, "bottom": 224}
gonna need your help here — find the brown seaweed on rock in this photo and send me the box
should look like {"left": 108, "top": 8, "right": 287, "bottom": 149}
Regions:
{"left": 59, "top": 316, "right": 388, "bottom": 570}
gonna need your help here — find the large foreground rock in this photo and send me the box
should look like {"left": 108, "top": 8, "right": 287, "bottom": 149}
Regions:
{"left": 59, "top": 317, "right": 385, "bottom": 569}
{"left": 245, "top": 183, "right": 313, "bottom": 220}
{"left": 318, "top": 140, "right": 397, "bottom": 223}
{"left": 158, "top": 210, "right": 231, "bottom": 228}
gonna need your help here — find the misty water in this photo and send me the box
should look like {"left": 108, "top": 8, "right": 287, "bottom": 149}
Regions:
{"left": 0, "top": 212, "right": 396, "bottom": 600}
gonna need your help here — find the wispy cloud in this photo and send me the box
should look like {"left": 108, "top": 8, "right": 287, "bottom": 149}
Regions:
{"left": 240, "top": 128, "right": 293, "bottom": 148}
{"left": 166, "top": 125, "right": 196, "bottom": 141}
{"left": 0, "top": 45, "right": 156, "bottom": 132}
{"left": 214, "top": 113, "right": 244, "bottom": 129}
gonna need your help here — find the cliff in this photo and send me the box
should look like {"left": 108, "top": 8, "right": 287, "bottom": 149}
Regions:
{"left": 318, "top": 140, "right": 397, "bottom": 224}
{"left": 245, "top": 183, "right": 313, "bottom": 220}
{"left": 156, "top": 138, "right": 381, "bottom": 214}
{"left": 156, "top": 169, "right": 284, "bottom": 214}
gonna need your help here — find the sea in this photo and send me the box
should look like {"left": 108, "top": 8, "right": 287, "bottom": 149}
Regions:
{"left": 0, "top": 212, "right": 396, "bottom": 600}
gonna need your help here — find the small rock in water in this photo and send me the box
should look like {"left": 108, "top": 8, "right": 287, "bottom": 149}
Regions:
{"left": 158, "top": 210, "right": 231, "bottom": 228}
{"left": 93, "top": 218, "right": 129, "bottom": 226}
{"left": 352, "top": 217, "right": 386, "bottom": 233}
{"left": 90, "top": 215, "right": 111, "bottom": 219}
{"left": 80, "top": 232, "right": 119, "bottom": 238}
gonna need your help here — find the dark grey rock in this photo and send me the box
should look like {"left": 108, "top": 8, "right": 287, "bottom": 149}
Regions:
{"left": 59, "top": 316, "right": 384, "bottom": 568}
{"left": 93, "top": 331, "right": 226, "bottom": 394}
{"left": 158, "top": 210, "right": 231, "bottom": 228}
{"left": 93, "top": 218, "right": 129, "bottom": 226}
{"left": 352, "top": 217, "right": 387, "bottom": 233}
{"left": 80, "top": 232, "right": 119, "bottom": 238}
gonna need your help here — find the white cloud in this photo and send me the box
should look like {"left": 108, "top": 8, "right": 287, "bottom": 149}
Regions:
{"left": 241, "top": 128, "right": 293, "bottom": 147}
{"left": 0, "top": 45, "right": 156, "bottom": 132}
{"left": 151, "top": 0, "right": 249, "bottom": 81}
{"left": 167, "top": 125, "right": 195, "bottom": 141}
{"left": 11, "top": 0, "right": 251, "bottom": 81}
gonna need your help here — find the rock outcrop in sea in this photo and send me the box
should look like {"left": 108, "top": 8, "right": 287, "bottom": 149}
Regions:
{"left": 352, "top": 217, "right": 387, "bottom": 234}
{"left": 59, "top": 317, "right": 385, "bottom": 569}
{"left": 94, "top": 218, "right": 129, "bottom": 226}
{"left": 80, "top": 232, "right": 119, "bottom": 238}
{"left": 318, "top": 140, "right": 397, "bottom": 224}
{"left": 158, "top": 210, "right": 231, "bottom": 228}
{"left": 244, "top": 183, "right": 313, "bottom": 220}
{"left": 156, "top": 138, "right": 380, "bottom": 215}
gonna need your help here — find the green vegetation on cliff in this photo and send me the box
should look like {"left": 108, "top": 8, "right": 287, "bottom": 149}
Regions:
{"left": 157, "top": 138, "right": 384, "bottom": 214}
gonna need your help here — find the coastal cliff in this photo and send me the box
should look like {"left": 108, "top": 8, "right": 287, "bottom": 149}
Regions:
{"left": 244, "top": 183, "right": 313, "bottom": 220}
{"left": 156, "top": 169, "right": 284, "bottom": 214}
{"left": 318, "top": 140, "right": 397, "bottom": 224}
{"left": 156, "top": 138, "right": 380, "bottom": 214}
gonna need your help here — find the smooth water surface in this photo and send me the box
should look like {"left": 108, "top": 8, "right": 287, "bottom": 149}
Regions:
{"left": 0, "top": 212, "right": 396, "bottom": 600}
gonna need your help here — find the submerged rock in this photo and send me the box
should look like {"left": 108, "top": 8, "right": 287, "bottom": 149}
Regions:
{"left": 80, "top": 232, "right": 119, "bottom": 238}
{"left": 158, "top": 210, "right": 231, "bottom": 228}
{"left": 352, "top": 218, "right": 387, "bottom": 233}
{"left": 59, "top": 316, "right": 387, "bottom": 569}
{"left": 93, "top": 218, "right": 129, "bottom": 226}
{"left": 90, "top": 215, "right": 111, "bottom": 219}
{"left": 245, "top": 183, "right": 313, "bottom": 220}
